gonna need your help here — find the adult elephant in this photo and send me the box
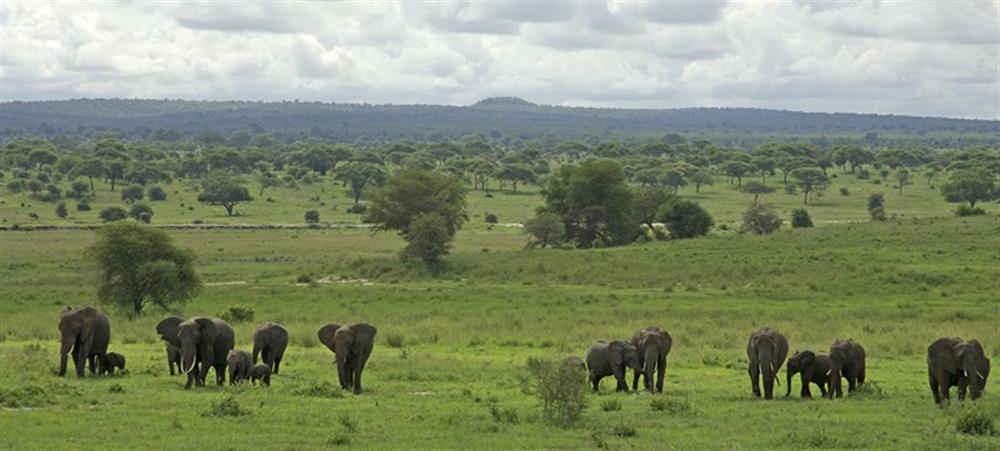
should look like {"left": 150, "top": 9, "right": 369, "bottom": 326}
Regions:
{"left": 58, "top": 306, "right": 111, "bottom": 378}
{"left": 155, "top": 316, "right": 184, "bottom": 376}
{"left": 927, "top": 337, "right": 990, "bottom": 406}
{"left": 785, "top": 350, "right": 832, "bottom": 398}
{"left": 828, "top": 339, "right": 866, "bottom": 399}
{"left": 585, "top": 340, "right": 641, "bottom": 392}
{"left": 252, "top": 322, "right": 289, "bottom": 374}
{"left": 178, "top": 317, "right": 235, "bottom": 389}
{"left": 630, "top": 327, "right": 672, "bottom": 393}
{"left": 747, "top": 327, "right": 789, "bottom": 399}
{"left": 318, "top": 323, "right": 377, "bottom": 394}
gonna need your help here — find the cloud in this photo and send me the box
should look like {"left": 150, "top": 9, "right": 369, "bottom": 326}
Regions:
{"left": 0, "top": 0, "right": 996, "bottom": 119}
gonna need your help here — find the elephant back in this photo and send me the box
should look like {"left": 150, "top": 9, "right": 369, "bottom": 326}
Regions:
{"left": 585, "top": 341, "right": 611, "bottom": 373}
{"left": 212, "top": 318, "right": 236, "bottom": 366}
{"left": 254, "top": 323, "right": 289, "bottom": 344}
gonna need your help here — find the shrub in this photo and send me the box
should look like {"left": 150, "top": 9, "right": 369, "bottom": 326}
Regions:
{"left": 525, "top": 357, "right": 588, "bottom": 427}
{"left": 147, "top": 185, "right": 167, "bottom": 201}
{"left": 137, "top": 212, "right": 152, "bottom": 224}
{"left": 6, "top": 179, "right": 26, "bottom": 193}
{"left": 304, "top": 210, "right": 320, "bottom": 224}
{"left": 600, "top": 400, "right": 621, "bottom": 412}
{"left": 791, "top": 208, "right": 813, "bottom": 228}
{"left": 486, "top": 400, "right": 520, "bottom": 425}
{"left": 658, "top": 200, "right": 713, "bottom": 239}
{"left": 346, "top": 203, "right": 367, "bottom": 214}
{"left": 99, "top": 207, "right": 128, "bottom": 222}
{"left": 857, "top": 168, "right": 870, "bottom": 179}
{"left": 839, "top": 187, "right": 849, "bottom": 196}
{"left": 955, "top": 405, "right": 994, "bottom": 435}
{"left": 76, "top": 201, "right": 91, "bottom": 212}
{"left": 524, "top": 212, "right": 565, "bottom": 248}
{"left": 867, "top": 193, "right": 884, "bottom": 211}
{"left": 55, "top": 202, "right": 68, "bottom": 219}
{"left": 219, "top": 305, "right": 255, "bottom": 323}
{"left": 869, "top": 206, "right": 887, "bottom": 221}
{"left": 296, "top": 274, "right": 313, "bottom": 284}
{"left": 386, "top": 333, "right": 405, "bottom": 348}
{"left": 129, "top": 203, "right": 154, "bottom": 222}
{"left": 955, "top": 205, "right": 986, "bottom": 217}
{"left": 740, "top": 204, "right": 782, "bottom": 235}
{"left": 651, "top": 397, "right": 690, "bottom": 413}
{"left": 294, "top": 381, "right": 346, "bottom": 398}
{"left": 121, "top": 185, "right": 144, "bottom": 203}
{"left": 69, "top": 180, "right": 90, "bottom": 199}
{"left": 203, "top": 396, "right": 251, "bottom": 417}
{"left": 401, "top": 212, "right": 452, "bottom": 266}
{"left": 484, "top": 213, "right": 498, "bottom": 224}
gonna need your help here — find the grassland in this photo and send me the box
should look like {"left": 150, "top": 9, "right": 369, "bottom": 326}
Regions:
{"left": 0, "top": 211, "right": 997, "bottom": 449}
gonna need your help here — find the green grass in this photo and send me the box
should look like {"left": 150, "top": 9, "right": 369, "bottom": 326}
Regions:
{"left": 0, "top": 215, "right": 997, "bottom": 449}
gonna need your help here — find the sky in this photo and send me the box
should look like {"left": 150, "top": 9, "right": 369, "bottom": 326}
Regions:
{"left": 1, "top": 1, "right": 998, "bottom": 119}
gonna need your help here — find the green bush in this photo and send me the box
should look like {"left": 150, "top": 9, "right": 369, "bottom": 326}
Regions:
{"left": 347, "top": 203, "right": 367, "bottom": 214}
{"left": 218, "top": 305, "right": 255, "bottom": 324}
{"left": 148, "top": 185, "right": 167, "bottom": 201}
{"left": 304, "top": 210, "right": 320, "bottom": 224}
{"left": 741, "top": 204, "right": 783, "bottom": 235}
{"left": 869, "top": 206, "right": 887, "bottom": 221}
{"left": 294, "top": 381, "right": 346, "bottom": 398}
{"left": 658, "top": 200, "right": 713, "bottom": 239}
{"left": 600, "top": 399, "right": 621, "bottom": 412}
{"left": 401, "top": 212, "right": 452, "bottom": 266}
{"left": 867, "top": 193, "right": 884, "bottom": 211}
{"left": 524, "top": 212, "right": 565, "bottom": 248}
{"left": 524, "top": 357, "right": 588, "bottom": 427}
{"left": 955, "top": 205, "right": 986, "bottom": 217}
{"left": 650, "top": 397, "right": 690, "bottom": 413}
{"left": 839, "top": 187, "right": 849, "bottom": 196}
{"left": 386, "top": 333, "right": 405, "bottom": 348}
{"left": 76, "top": 201, "right": 91, "bottom": 212}
{"left": 791, "top": 208, "right": 813, "bottom": 228}
{"left": 99, "top": 206, "right": 128, "bottom": 222}
{"left": 484, "top": 213, "right": 498, "bottom": 224}
{"left": 129, "top": 203, "right": 154, "bottom": 222}
{"left": 121, "top": 185, "right": 144, "bottom": 203}
{"left": 955, "top": 405, "right": 994, "bottom": 436}
{"left": 55, "top": 202, "right": 68, "bottom": 219}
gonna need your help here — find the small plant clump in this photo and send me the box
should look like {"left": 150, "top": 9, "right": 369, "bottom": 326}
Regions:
{"left": 791, "top": 208, "right": 813, "bottom": 228}
{"left": 955, "top": 406, "right": 994, "bottom": 436}
{"left": 203, "top": 396, "right": 251, "bottom": 417}
{"left": 218, "top": 305, "right": 255, "bottom": 323}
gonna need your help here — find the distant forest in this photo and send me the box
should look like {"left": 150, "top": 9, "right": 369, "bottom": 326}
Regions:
{"left": 1, "top": 97, "right": 996, "bottom": 149}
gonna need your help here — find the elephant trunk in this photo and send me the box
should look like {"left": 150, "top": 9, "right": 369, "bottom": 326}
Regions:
{"left": 964, "top": 360, "right": 983, "bottom": 399}
{"left": 58, "top": 334, "right": 74, "bottom": 377}
{"left": 829, "top": 361, "right": 841, "bottom": 398}
{"left": 758, "top": 348, "right": 775, "bottom": 399}
{"left": 181, "top": 344, "right": 197, "bottom": 375}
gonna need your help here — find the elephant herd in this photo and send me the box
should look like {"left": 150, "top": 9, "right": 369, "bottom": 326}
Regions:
{"left": 57, "top": 306, "right": 378, "bottom": 394}
{"left": 56, "top": 307, "right": 989, "bottom": 406}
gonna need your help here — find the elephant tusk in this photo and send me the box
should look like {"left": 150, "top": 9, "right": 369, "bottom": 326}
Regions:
{"left": 977, "top": 371, "right": 985, "bottom": 380}
{"left": 185, "top": 359, "right": 197, "bottom": 374}
{"left": 825, "top": 369, "right": 831, "bottom": 377}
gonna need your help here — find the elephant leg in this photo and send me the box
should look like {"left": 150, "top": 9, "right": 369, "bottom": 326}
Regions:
{"left": 590, "top": 373, "right": 601, "bottom": 392}
{"left": 168, "top": 351, "right": 175, "bottom": 376}
{"left": 353, "top": 350, "right": 371, "bottom": 394}
{"left": 818, "top": 382, "right": 827, "bottom": 398}
{"left": 929, "top": 373, "right": 941, "bottom": 405}
{"left": 801, "top": 375, "right": 811, "bottom": 398}
{"left": 957, "top": 378, "right": 968, "bottom": 401}
{"left": 749, "top": 364, "right": 761, "bottom": 397}
{"left": 655, "top": 355, "right": 666, "bottom": 393}
{"left": 88, "top": 355, "right": 98, "bottom": 375}
{"left": 847, "top": 374, "right": 857, "bottom": 393}
{"left": 632, "top": 368, "right": 641, "bottom": 392}
{"left": 217, "top": 364, "right": 226, "bottom": 386}
{"left": 273, "top": 355, "right": 282, "bottom": 375}
{"left": 612, "top": 365, "right": 628, "bottom": 392}
{"left": 76, "top": 341, "right": 92, "bottom": 378}
{"left": 185, "top": 370, "right": 195, "bottom": 389}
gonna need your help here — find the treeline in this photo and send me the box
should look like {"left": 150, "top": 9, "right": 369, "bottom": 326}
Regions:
{"left": 1, "top": 98, "right": 997, "bottom": 149}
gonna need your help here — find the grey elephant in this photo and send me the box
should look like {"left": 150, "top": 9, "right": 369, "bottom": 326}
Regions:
{"left": 630, "top": 327, "right": 672, "bottom": 393}
{"left": 58, "top": 306, "right": 111, "bottom": 378}
{"left": 100, "top": 352, "right": 126, "bottom": 376}
{"left": 155, "top": 316, "right": 184, "bottom": 376}
{"left": 828, "top": 339, "right": 865, "bottom": 399}
{"left": 318, "top": 323, "right": 377, "bottom": 394}
{"left": 785, "top": 350, "right": 831, "bottom": 398}
{"left": 249, "top": 363, "right": 272, "bottom": 386}
{"left": 747, "top": 327, "right": 789, "bottom": 399}
{"left": 252, "top": 322, "right": 288, "bottom": 374}
{"left": 177, "top": 317, "right": 235, "bottom": 389}
{"left": 927, "top": 337, "right": 991, "bottom": 406}
{"left": 585, "top": 340, "right": 641, "bottom": 392}
{"left": 226, "top": 349, "right": 253, "bottom": 385}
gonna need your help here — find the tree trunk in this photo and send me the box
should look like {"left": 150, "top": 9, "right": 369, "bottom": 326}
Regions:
{"left": 88, "top": 176, "right": 95, "bottom": 192}
{"left": 803, "top": 190, "right": 809, "bottom": 205}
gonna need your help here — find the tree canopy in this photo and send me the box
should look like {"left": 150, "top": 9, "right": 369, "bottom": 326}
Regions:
{"left": 542, "top": 159, "right": 639, "bottom": 248}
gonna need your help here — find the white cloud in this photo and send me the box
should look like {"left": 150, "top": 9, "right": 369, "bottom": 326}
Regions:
{"left": 0, "top": 0, "right": 996, "bottom": 118}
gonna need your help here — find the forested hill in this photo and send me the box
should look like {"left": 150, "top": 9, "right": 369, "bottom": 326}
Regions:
{"left": 1, "top": 97, "right": 995, "bottom": 143}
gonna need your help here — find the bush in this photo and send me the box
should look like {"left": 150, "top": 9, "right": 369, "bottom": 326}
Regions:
{"left": 6, "top": 179, "right": 26, "bottom": 193}
{"left": 869, "top": 206, "right": 887, "bottom": 221}
{"left": 658, "top": 200, "right": 713, "bottom": 239}
{"left": 304, "top": 210, "right": 320, "bottom": 224}
{"left": 386, "top": 333, "right": 405, "bottom": 348}
{"left": 791, "top": 208, "right": 813, "bottom": 228}
{"left": 650, "top": 397, "right": 690, "bottom": 413}
{"left": 219, "top": 305, "right": 255, "bottom": 324}
{"left": 611, "top": 424, "right": 637, "bottom": 438}
{"left": 839, "top": 187, "right": 849, "bottom": 196}
{"left": 401, "top": 212, "right": 452, "bottom": 266}
{"left": 55, "top": 202, "right": 68, "bottom": 219}
{"left": 27, "top": 212, "right": 39, "bottom": 220}
{"left": 600, "top": 400, "right": 621, "bottom": 412}
{"left": 955, "top": 406, "right": 994, "bottom": 436}
{"left": 741, "top": 204, "right": 783, "bottom": 235}
{"left": 148, "top": 185, "right": 167, "bottom": 201}
{"left": 867, "top": 193, "right": 884, "bottom": 211}
{"left": 296, "top": 274, "right": 313, "bottom": 284}
{"left": 294, "top": 381, "right": 346, "bottom": 398}
{"left": 99, "top": 207, "right": 128, "bottom": 222}
{"left": 137, "top": 212, "right": 152, "bottom": 224}
{"left": 955, "top": 205, "right": 986, "bottom": 217}
{"left": 203, "top": 396, "right": 251, "bottom": 417}
{"left": 346, "top": 203, "right": 367, "bottom": 214}
{"left": 857, "top": 169, "right": 870, "bottom": 180}
{"left": 129, "top": 203, "right": 154, "bottom": 222}
{"left": 525, "top": 357, "right": 588, "bottom": 427}
{"left": 484, "top": 213, "right": 498, "bottom": 224}
{"left": 524, "top": 212, "right": 565, "bottom": 248}
{"left": 121, "top": 185, "right": 144, "bottom": 203}
{"left": 76, "top": 201, "right": 91, "bottom": 212}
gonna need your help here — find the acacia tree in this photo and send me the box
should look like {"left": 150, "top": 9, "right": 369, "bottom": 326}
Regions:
{"left": 542, "top": 159, "right": 639, "bottom": 248}
{"left": 894, "top": 169, "right": 911, "bottom": 196}
{"left": 941, "top": 168, "right": 995, "bottom": 207}
{"left": 85, "top": 222, "right": 200, "bottom": 316}
{"left": 741, "top": 181, "right": 775, "bottom": 204}
{"left": 791, "top": 167, "right": 829, "bottom": 205}
{"left": 335, "top": 162, "right": 386, "bottom": 204}
{"left": 197, "top": 176, "right": 253, "bottom": 216}
{"left": 690, "top": 170, "right": 714, "bottom": 193}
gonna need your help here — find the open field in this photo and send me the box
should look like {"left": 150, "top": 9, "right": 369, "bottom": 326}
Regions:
{"left": 1, "top": 216, "right": 997, "bottom": 449}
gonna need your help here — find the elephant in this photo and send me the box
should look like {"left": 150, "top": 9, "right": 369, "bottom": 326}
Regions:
{"left": 100, "top": 352, "right": 126, "bottom": 375}
{"left": 927, "top": 337, "right": 991, "bottom": 406}
{"left": 785, "top": 350, "right": 831, "bottom": 398}
{"left": 226, "top": 349, "right": 253, "bottom": 385}
{"left": 249, "top": 363, "right": 272, "bottom": 386}
{"left": 155, "top": 316, "right": 184, "bottom": 376}
{"left": 747, "top": 327, "right": 789, "bottom": 399}
{"left": 828, "top": 339, "right": 866, "bottom": 398}
{"left": 630, "top": 327, "right": 672, "bottom": 393}
{"left": 252, "top": 322, "right": 288, "bottom": 374}
{"left": 58, "top": 306, "right": 111, "bottom": 378}
{"left": 177, "top": 317, "right": 235, "bottom": 389}
{"left": 585, "top": 340, "right": 642, "bottom": 392}
{"left": 318, "top": 323, "right": 377, "bottom": 394}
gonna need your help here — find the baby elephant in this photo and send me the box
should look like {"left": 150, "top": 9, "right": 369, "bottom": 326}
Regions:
{"left": 226, "top": 349, "right": 253, "bottom": 385}
{"left": 249, "top": 363, "right": 272, "bottom": 386}
{"left": 100, "top": 352, "right": 126, "bottom": 375}
{"left": 585, "top": 340, "right": 641, "bottom": 392}
{"left": 785, "top": 350, "right": 832, "bottom": 398}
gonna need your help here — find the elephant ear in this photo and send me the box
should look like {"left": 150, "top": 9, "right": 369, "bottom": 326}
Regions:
{"left": 800, "top": 351, "right": 815, "bottom": 368}
{"left": 317, "top": 323, "right": 341, "bottom": 353}
{"left": 156, "top": 317, "right": 184, "bottom": 346}
{"left": 609, "top": 342, "right": 625, "bottom": 367}
{"left": 967, "top": 340, "right": 985, "bottom": 358}
{"left": 196, "top": 318, "right": 217, "bottom": 345}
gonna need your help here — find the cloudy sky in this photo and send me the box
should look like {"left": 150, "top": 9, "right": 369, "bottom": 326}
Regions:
{"left": 2, "top": 1, "right": 997, "bottom": 118}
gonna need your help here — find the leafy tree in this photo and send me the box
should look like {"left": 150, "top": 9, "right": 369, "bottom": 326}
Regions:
{"left": 304, "top": 210, "right": 320, "bottom": 224}
{"left": 367, "top": 170, "right": 467, "bottom": 261}
{"left": 105, "top": 160, "right": 126, "bottom": 191}
{"left": 753, "top": 156, "right": 776, "bottom": 182}
{"left": 197, "top": 177, "right": 253, "bottom": 216}
{"left": 940, "top": 168, "right": 995, "bottom": 208}
{"left": 523, "top": 212, "right": 565, "bottom": 248}
{"left": 6, "top": 179, "right": 26, "bottom": 193}
{"left": 833, "top": 145, "right": 874, "bottom": 173}
{"left": 894, "top": 169, "right": 911, "bottom": 196}
{"left": 401, "top": 212, "right": 452, "bottom": 266}
{"left": 148, "top": 185, "right": 167, "bottom": 201}
{"left": 85, "top": 222, "right": 200, "bottom": 316}
{"left": 741, "top": 204, "right": 783, "bottom": 235}
{"left": 657, "top": 200, "right": 713, "bottom": 239}
{"left": 27, "top": 148, "right": 58, "bottom": 169}
{"left": 791, "top": 208, "right": 813, "bottom": 228}
{"left": 689, "top": 170, "right": 714, "bottom": 193}
{"left": 121, "top": 184, "right": 144, "bottom": 203}
{"left": 790, "top": 167, "right": 829, "bottom": 205}
{"left": 256, "top": 173, "right": 281, "bottom": 197}
{"left": 867, "top": 192, "right": 884, "bottom": 211}
{"left": 128, "top": 203, "right": 154, "bottom": 222}
{"left": 99, "top": 206, "right": 128, "bottom": 222}
{"left": 69, "top": 180, "right": 90, "bottom": 198}
{"left": 633, "top": 187, "right": 675, "bottom": 237}
{"left": 26, "top": 179, "right": 43, "bottom": 194}
{"left": 661, "top": 169, "right": 687, "bottom": 194}
{"left": 55, "top": 202, "right": 68, "bottom": 219}
{"left": 542, "top": 160, "right": 639, "bottom": 248}
{"left": 723, "top": 161, "right": 754, "bottom": 187}
{"left": 334, "top": 162, "right": 386, "bottom": 204}
{"left": 741, "top": 181, "right": 775, "bottom": 204}
{"left": 496, "top": 164, "right": 537, "bottom": 193}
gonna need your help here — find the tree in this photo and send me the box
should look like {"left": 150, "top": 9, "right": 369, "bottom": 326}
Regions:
{"left": 27, "top": 148, "right": 58, "bottom": 169}
{"left": 55, "top": 202, "right": 68, "bottom": 219}
{"left": 868, "top": 193, "right": 886, "bottom": 221}
{"left": 105, "top": 160, "right": 126, "bottom": 191}
{"left": 833, "top": 145, "right": 874, "bottom": 173}
{"left": 661, "top": 169, "right": 687, "bottom": 194}
{"left": 99, "top": 206, "right": 128, "bottom": 222}
{"left": 633, "top": 187, "right": 675, "bottom": 237}
{"left": 496, "top": 164, "right": 537, "bottom": 193}
{"left": 129, "top": 203, "right": 154, "bottom": 222}
{"left": 741, "top": 181, "right": 775, "bottom": 204}
{"left": 256, "top": 173, "right": 281, "bottom": 197}
{"left": 690, "top": 170, "right": 714, "bottom": 193}
{"left": 148, "top": 185, "right": 167, "bottom": 201}
{"left": 367, "top": 170, "right": 467, "bottom": 262}
{"left": 85, "top": 222, "right": 200, "bottom": 316}
{"left": 71, "top": 158, "right": 104, "bottom": 192}
{"left": 523, "top": 212, "right": 565, "bottom": 248}
{"left": 894, "top": 169, "right": 911, "bottom": 196}
{"left": 401, "top": 212, "right": 452, "bottom": 266}
{"left": 69, "top": 180, "right": 90, "bottom": 199}
{"left": 657, "top": 200, "right": 713, "bottom": 239}
{"left": 121, "top": 185, "right": 144, "bottom": 203}
{"left": 791, "top": 208, "right": 813, "bottom": 228}
{"left": 741, "top": 204, "right": 783, "bottom": 235}
{"left": 790, "top": 168, "right": 829, "bottom": 205}
{"left": 197, "top": 177, "right": 253, "bottom": 216}
{"left": 542, "top": 160, "right": 639, "bottom": 248}
{"left": 940, "top": 168, "right": 995, "bottom": 208}
{"left": 334, "top": 162, "right": 386, "bottom": 204}
{"left": 723, "top": 161, "right": 754, "bottom": 187}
